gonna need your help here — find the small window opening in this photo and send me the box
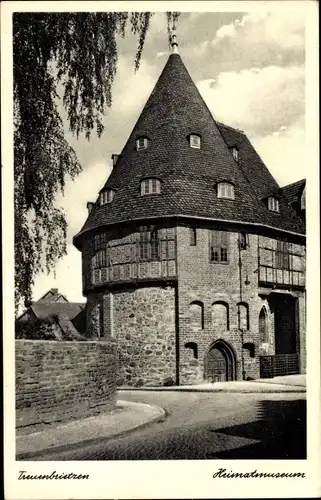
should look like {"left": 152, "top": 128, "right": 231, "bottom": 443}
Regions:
{"left": 189, "top": 301, "right": 204, "bottom": 329}
{"left": 185, "top": 342, "right": 198, "bottom": 359}
{"left": 139, "top": 225, "right": 160, "bottom": 261}
{"left": 210, "top": 230, "right": 229, "bottom": 263}
{"left": 100, "top": 189, "right": 114, "bottom": 205}
{"left": 190, "top": 227, "right": 197, "bottom": 246}
{"left": 136, "top": 137, "right": 148, "bottom": 151}
{"left": 189, "top": 134, "right": 201, "bottom": 149}
{"left": 217, "top": 182, "right": 235, "bottom": 200}
{"left": 239, "top": 232, "right": 248, "bottom": 250}
{"left": 243, "top": 342, "right": 255, "bottom": 358}
{"left": 212, "top": 301, "right": 230, "bottom": 330}
{"left": 237, "top": 302, "right": 250, "bottom": 330}
{"left": 141, "top": 178, "right": 161, "bottom": 195}
{"left": 232, "top": 147, "right": 239, "bottom": 161}
{"left": 275, "top": 241, "right": 290, "bottom": 270}
{"left": 259, "top": 307, "right": 268, "bottom": 343}
{"left": 268, "top": 196, "right": 279, "bottom": 212}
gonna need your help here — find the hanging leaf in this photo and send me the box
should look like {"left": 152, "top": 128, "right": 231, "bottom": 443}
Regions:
{"left": 14, "top": 12, "right": 180, "bottom": 313}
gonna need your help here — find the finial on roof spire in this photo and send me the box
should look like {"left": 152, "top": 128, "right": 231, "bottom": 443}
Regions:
{"left": 171, "top": 25, "right": 178, "bottom": 54}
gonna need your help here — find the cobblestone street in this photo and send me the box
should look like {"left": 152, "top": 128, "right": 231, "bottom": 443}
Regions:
{"left": 29, "top": 391, "right": 306, "bottom": 461}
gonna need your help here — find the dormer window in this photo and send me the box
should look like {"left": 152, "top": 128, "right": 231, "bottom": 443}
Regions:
{"left": 141, "top": 178, "right": 161, "bottom": 195}
{"left": 268, "top": 196, "right": 279, "bottom": 212}
{"left": 189, "top": 134, "right": 201, "bottom": 149}
{"left": 232, "top": 146, "right": 239, "bottom": 161}
{"left": 217, "top": 182, "right": 235, "bottom": 200}
{"left": 136, "top": 137, "right": 148, "bottom": 151}
{"left": 100, "top": 189, "right": 114, "bottom": 205}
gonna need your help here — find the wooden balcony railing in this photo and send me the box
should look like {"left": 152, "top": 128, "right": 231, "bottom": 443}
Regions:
{"left": 258, "top": 245, "right": 305, "bottom": 289}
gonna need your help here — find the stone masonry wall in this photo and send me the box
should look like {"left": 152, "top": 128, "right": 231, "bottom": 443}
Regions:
{"left": 16, "top": 340, "right": 117, "bottom": 434}
{"left": 86, "top": 292, "right": 103, "bottom": 338}
{"left": 112, "top": 286, "right": 176, "bottom": 387}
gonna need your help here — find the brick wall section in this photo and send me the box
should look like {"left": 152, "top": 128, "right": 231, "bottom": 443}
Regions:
{"left": 16, "top": 340, "right": 117, "bottom": 434}
{"left": 176, "top": 225, "right": 306, "bottom": 383}
{"left": 82, "top": 221, "right": 305, "bottom": 386}
{"left": 112, "top": 286, "right": 176, "bottom": 387}
{"left": 177, "top": 226, "right": 261, "bottom": 382}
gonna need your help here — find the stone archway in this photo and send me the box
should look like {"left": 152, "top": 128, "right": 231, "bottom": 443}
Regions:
{"left": 204, "top": 340, "right": 236, "bottom": 382}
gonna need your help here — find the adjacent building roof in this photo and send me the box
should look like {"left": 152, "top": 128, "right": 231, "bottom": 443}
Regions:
{"left": 30, "top": 302, "right": 85, "bottom": 321}
{"left": 17, "top": 288, "right": 86, "bottom": 334}
{"left": 57, "top": 316, "right": 87, "bottom": 341}
{"left": 16, "top": 289, "right": 86, "bottom": 339}
{"left": 37, "top": 288, "right": 68, "bottom": 303}
{"left": 74, "top": 52, "right": 305, "bottom": 248}
{"left": 282, "top": 179, "right": 305, "bottom": 205}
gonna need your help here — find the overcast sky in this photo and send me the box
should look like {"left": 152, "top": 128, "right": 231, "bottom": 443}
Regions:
{"left": 32, "top": 9, "right": 306, "bottom": 304}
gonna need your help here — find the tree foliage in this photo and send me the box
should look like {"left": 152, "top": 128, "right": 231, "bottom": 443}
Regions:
{"left": 14, "top": 11, "right": 180, "bottom": 312}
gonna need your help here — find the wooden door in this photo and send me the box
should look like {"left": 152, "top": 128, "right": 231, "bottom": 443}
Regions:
{"left": 205, "top": 347, "right": 227, "bottom": 382}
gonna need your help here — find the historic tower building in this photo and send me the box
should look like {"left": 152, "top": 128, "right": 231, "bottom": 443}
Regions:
{"left": 73, "top": 38, "right": 306, "bottom": 386}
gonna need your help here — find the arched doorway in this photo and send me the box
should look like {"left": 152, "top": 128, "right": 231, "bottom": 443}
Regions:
{"left": 204, "top": 340, "right": 236, "bottom": 382}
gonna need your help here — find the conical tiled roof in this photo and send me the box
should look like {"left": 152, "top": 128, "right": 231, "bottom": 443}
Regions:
{"left": 74, "top": 53, "right": 305, "bottom": 248}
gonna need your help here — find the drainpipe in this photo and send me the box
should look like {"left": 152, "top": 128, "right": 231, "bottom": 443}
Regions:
{"left": 174, "top": 219, "right": 180, "bottom": 386}
{"left": 238, "top": 236, "right": 246, "bottom": 380}
{"left": 174, "top": 284, "right": 180, "bottom": 386}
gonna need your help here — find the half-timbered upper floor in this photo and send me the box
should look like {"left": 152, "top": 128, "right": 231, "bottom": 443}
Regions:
{"left": 81, "top": 221, "right": 305, "bottom": 294}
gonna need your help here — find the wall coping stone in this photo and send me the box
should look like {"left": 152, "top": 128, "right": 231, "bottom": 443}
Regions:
{"left": 15, "top": 339, "right": 116, "bottom": 346}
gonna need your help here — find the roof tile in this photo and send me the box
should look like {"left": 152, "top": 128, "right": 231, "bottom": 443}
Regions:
{"left": 282, "top": 179, "right": 305, "bottom": 204}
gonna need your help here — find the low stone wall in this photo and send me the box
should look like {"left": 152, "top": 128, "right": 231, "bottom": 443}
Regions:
{"left": 16, "top": 340, "right": 117, "bottom": 434}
